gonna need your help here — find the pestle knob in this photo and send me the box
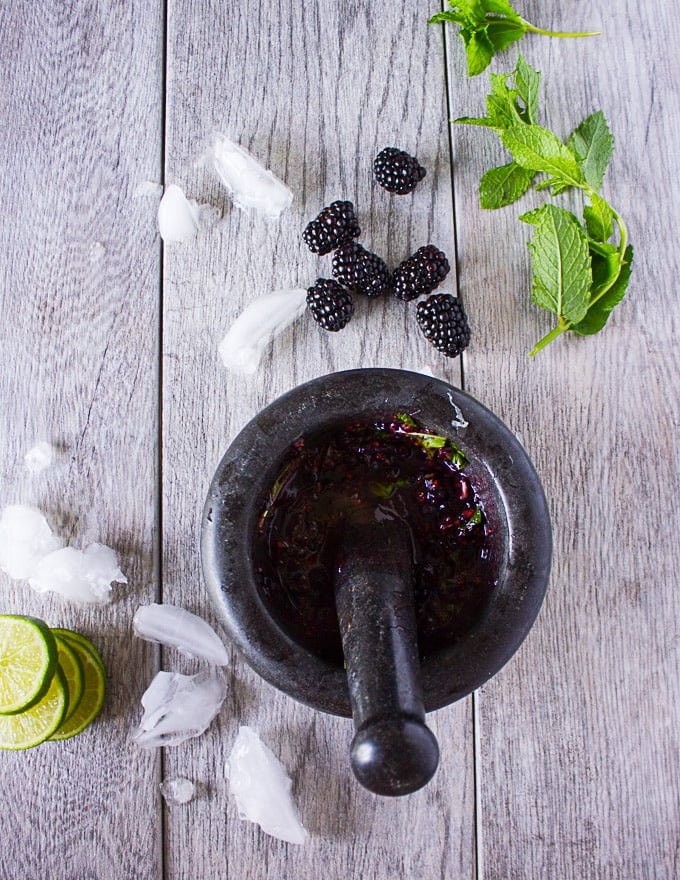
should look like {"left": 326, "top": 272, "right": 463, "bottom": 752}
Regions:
{"left": 334, "top": 517, "right": 439, "bottom": 796}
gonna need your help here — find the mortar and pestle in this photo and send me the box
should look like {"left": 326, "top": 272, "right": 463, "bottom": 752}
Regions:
{"left": 201, "top": 369, "right": 551, "bottom": 797}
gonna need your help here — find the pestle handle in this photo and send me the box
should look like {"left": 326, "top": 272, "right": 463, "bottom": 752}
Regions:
{"left": 334, "top": 517, "right": 439, "bottom": 796}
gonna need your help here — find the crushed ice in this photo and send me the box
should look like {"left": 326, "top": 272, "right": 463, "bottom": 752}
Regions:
{"left": 0, "top": 504, "right": 64, "bottom": 579}
{"left": 133, "top": 603, "right": 229, "bottom": 666}
{"left": 226, "top": 726, "right": 308, "bottom": 845}
{"left": 24, "top": 441, "right": 56, "bottom": 475}
{"left": 157, "top": 184, "right": 220, "bottom": 243}
{"left": 29, "top": 543, "right": 127, "bottom": 604}
{"left": 219, "top": 289, "right": 307, "bottom": 375}
{"left": 160, "top": 777, "right": 196, "bottom": 806}
{"left": 130, "top": 670, "right": 227, "bottom": 748}
{"left": 206, "top": 135, "right": 293, "bottom": 219}
{"left": 0, "top": 503, "right": 126, "bottom": 604}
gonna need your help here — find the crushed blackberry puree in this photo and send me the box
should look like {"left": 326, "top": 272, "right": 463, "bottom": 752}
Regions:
{"left": 252, "top": 413, "right": 499, "bottom": 665}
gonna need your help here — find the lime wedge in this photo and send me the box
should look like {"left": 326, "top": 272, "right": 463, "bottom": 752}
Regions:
{"left": 0, "top": 615, "right": 57, "bottom": 714}
{"left": 0, "top": 665, "right": 68, "bottom": 749}
{"left": 53, "top": 634, "right": 84, "bottom": 722}
{"left": 49, "top": 638, "right": 105, "bottom": 741}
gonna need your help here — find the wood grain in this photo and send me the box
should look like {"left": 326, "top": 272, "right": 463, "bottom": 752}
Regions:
{"left": 1, "top": 0, "right": 678, "bottom": 876}
{"left": 160, "top": 1, "right": 474, "bottom": 878}
{"left": 0, "top": 1, "right": 163, "bottom": 877}
{"left": 443, "top": 0, "right": 680, "bottom": 876}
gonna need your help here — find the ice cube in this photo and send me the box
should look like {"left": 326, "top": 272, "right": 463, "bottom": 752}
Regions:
{"left": 157, "top": 184, "right": 219, "bottom": 243}
{"left": 219, "top": 289, "right": 307, "bottom": 375}
{"left": 227, "top": 726, "right": 308, "bottom": 845}
{"left": 207, "top": 135, "right": 293, "bottom": 219}
{"left": 28, "top": 543, "right": 127, "bottom": 604}
{"left": 133, "top": 603, "right": 229, "bottom": 666}
{"left": 130, "top": 670, "right": 227, "bottom": 748}
{"left": 24, "top": 441, "right": 56, "bottom": 475}
{"left": 160, "top": 776, "right": 196, "bottom": 805}
{"left": 0, "top": 504, "right": 64, "bottom": 579}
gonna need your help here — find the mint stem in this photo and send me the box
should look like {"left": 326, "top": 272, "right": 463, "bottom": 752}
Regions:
{"left": 521, "top": 21, "right": 601, "bottom": 39}
{"left": 529, "top": 322, "right": 570, "bottom": 357}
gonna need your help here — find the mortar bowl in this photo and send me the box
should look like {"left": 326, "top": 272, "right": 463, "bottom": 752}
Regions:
{"left": 201, "top": 369, "right": 551, "bottom": 788}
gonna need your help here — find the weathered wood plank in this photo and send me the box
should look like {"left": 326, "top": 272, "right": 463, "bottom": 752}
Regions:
{"left": 0, "top": 2, "right": 163, "bottom": 877}
{"left": 161, "top": 1, "right": 475, "bottom": 877}
{"left": 443, "top": 0, "right": 680, "bottom": 876}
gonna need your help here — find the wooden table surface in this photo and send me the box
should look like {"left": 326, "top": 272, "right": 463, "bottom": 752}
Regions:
{"left": 1, "top": 1, "right": 679, "bottom": 877}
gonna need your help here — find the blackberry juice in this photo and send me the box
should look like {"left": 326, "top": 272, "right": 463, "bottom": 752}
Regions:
{"left": 252, "top": 413, "right": 498, "bottom": 665}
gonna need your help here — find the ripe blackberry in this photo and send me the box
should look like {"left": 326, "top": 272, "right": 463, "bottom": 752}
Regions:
{"left": 302, "top": 200, "right": 360, "bottom": 255}
{"left": 373, "top": 147, "right": 426, "bottom": 194}
{"left": 306, "top": 279, "right": 354, "bottom": 332}
{"left": 332, "top": 241, "right": 391, "bottom": 298}
{"left": 392, "top": 245, "right": 450, "bottom": 301}
{"left": 416, "top": 294, "right": 471, "bottom": 358}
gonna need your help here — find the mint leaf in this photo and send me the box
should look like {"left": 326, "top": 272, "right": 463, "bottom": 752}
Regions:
{"left": 428, "top": 10, "right": 468, "bottom": 25}
{"left": 486, "top": 19, "right": 525, "bottom": 52}
{"left": 408, "top": 432, "right": 448, "bottom": 450}
{"left": 583, "top": 193, "right": 614, "bottom": 242}
{"left": 480, "top": 162, "right": 535, "bottom": 208}
{"left": 525, "top": 204, "right": 592, "bottom": 324}
{"left": 514, "top": 55, "right": 540, "bottom": 124}
{"left": 430, "top": 2, "right": 599, "bottom": 76}
{"left": 486, "top": 73, "right": 523, "bottom": 127}
{"left": 501, "top": 124, "right": 584, "bottom": 187}
{"left": 518, "top": 206, "right": 545, "bottom": 225}
{"left": 568, "top": 111, "right": 614, "bottom": 193}
{"left": 572, "top": 245, "right": 633, "bottom": 335}
{"left": 461, "top": 26, "right": 495, "bottom": 76}
{"left": 481, "top": 0, "right": 522, "bottom": 17}
{"left": 455, "top": 114, "right": 499, "bottom": 129}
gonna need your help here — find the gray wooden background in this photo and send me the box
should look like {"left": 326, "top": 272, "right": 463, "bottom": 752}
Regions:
{"left": 1, "top": 0, "right": 678, "bottom": 877}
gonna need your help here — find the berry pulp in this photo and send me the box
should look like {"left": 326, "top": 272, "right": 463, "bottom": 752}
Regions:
{"left": 252, "top": 414, "right": 499, "bottom": 665}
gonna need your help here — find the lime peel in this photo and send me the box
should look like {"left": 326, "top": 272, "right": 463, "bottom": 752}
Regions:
{"left": 0, "top": 615, "right": 57, "bottom": 715}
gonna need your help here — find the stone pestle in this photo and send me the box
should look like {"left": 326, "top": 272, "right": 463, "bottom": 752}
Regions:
{"left": 333, "top": 516, "right": 439, "bottom": 797}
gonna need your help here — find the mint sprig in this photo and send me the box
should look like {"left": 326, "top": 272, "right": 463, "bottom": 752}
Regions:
{"left": 456, "top": 56, "right": 633, "bottom": 356}
{"left": 429, "top": 0, "right": 600, "bottom": 76}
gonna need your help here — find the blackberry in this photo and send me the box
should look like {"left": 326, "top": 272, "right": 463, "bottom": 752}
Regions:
{"left": 302, "top": 200, "right": 360, "bottom": 255}
{"left": 332, "top": 241, "right": 391, "bottom": 298}
{"left": 373, "top": 147, "right": 426, "bottom": 194}
{"left": 306, "top": 279, "right": 354, "bottom": 332}
{"left": 416, "top": 294, "right": 471, "bottom": 358}
{"left": 392, "top": 245, "right": 450, "bottom": 301}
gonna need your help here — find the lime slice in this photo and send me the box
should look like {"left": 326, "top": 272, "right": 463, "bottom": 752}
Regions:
{"left": 0, "top": 665, "right": 68, "bottom": 749}
{"left": 49, "top": 638, "right": 105, "bottom": 741}
{"left": 0, "top": 615, "right": 57, "bottom": 714}
{"left": 53, "top": 634, "right": 84, "bottom": 722}
{"left": 51, "top": 628, "right": 105, "bottom": 674}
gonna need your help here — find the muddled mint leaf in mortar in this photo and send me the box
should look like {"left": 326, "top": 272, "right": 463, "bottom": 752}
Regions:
{"left": 429, "top": 1, "right": 600, "bottom": 77}
{"left": 568, "top": 111, "right": 614, "bottom": 193}
{"left": 369, "top": 480, "right": 410, "bottom": 499}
